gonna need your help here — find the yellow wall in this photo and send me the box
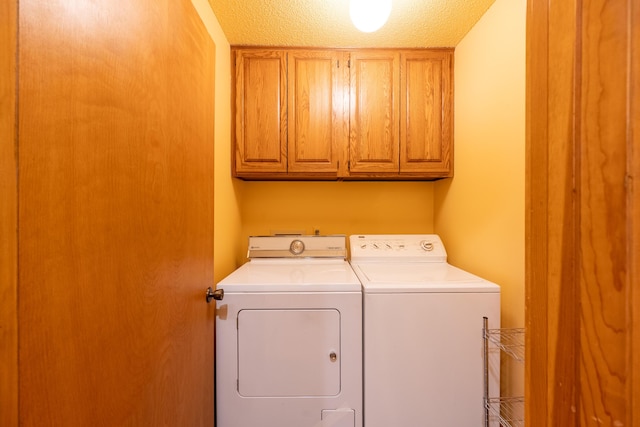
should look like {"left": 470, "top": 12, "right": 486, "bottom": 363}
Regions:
{"left": 191, "top": 0, "right": 242, "bottom": 283}
{"left": 240, "top": 181, "right": 434, "bottom": 262}
{"left": 435, "top": 0, "right": 526, "bottom": 396}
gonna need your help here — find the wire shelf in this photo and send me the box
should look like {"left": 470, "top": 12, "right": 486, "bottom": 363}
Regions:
{"left": 485, "top": 396, "right": 524, "bottom": 427}
{"left": 485, "top": 328, "right": 525, "bottom": 362}
{"left": 483, "top": 318, "right": 525, "bottom": 426}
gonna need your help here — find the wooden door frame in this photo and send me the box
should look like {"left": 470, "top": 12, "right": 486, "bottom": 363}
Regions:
{"left": 0, "top": 1, "right": 18, "bottom": 426}
{"left": 526, "top": 0, "right": 639, "bottom": 424}
{"left": 631, "top": 2, "right": 640, "bottom": 420}
{"left": 525, "top": 0, "right": 578, "bottom": 423}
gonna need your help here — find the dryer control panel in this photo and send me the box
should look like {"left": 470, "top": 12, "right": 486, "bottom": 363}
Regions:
{"left": 349, "top": 234, "right": 447, "bottom": 262}
{"left": 248, "top": 235, "right": 347, "bottom": 259}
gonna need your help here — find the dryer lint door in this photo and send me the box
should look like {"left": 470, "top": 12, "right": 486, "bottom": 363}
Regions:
{"left": 237, "top": 309, "right": 341, "bottom": 397}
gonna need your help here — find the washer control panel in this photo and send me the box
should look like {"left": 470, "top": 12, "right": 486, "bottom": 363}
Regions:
{"left": 349, "top": 234, "right": 447, "bottom": 262}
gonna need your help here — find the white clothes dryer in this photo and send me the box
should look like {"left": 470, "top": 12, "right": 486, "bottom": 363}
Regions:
{"left": 349, "top": 234, "right": 500, "bottom": 427}
{"left": 215, "top": 235, "right": 362, "bottom": 427}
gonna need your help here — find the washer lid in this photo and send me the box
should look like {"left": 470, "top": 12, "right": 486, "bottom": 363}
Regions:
{"left": 218, "top": 259, "right": 361, "bottom": 292}
{"left": 350, "top": 262, "right": 500, "bottom": 293}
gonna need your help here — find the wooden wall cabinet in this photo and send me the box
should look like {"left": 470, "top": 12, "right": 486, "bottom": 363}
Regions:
{"left": 232, "top": 47, "right": 453, "bottom": 180}
{"left": 348, "top": 51, "right": 400, "bottom": 174}
{"left": 399, "top": 51, "right": 453, "bottom": 176}
{"left": 232, "top": 48, "right": 348, "bottom": 179}
{"left": 288, "top": 50, "right": 349, "bottom": 176}
{"left": 233, "top": 50, "right": 288, "bottom": 174}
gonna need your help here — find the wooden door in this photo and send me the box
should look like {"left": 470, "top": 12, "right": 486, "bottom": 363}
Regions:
{"left": 526, "top": 0, "right": 639, "bottom": 425}
{"left": 349, "top": 51, "right": 400, "bottom": 174}
{"left": 16, "top": 0, "right": 216, "bottom": 425}
{"left": 233, "top": 49, "right": 287, "bottom": 176}
{"left": 287, "top": 50, "right": 348, "bottom": 176}
{"left": 399, "top": 50, "right": 453, "bottom": 177}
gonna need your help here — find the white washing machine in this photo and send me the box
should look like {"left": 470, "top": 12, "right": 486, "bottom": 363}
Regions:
{"left": 349, "top": 234, "right": 500, "bottom": 427}
{"left": 215, "top": 235, "right": 362, "bottom": 427}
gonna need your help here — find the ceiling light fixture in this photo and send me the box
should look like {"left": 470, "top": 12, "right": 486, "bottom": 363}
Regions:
{"left": 349, "top": 0, "right": 392, "bottom": 33}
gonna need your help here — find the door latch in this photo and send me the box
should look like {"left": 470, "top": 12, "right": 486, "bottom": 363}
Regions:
{"left": 206, "top": 287, "right": 224, "bottom": 303}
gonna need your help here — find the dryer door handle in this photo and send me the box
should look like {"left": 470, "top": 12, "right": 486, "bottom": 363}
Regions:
{"left": 206, "top": 287, "right": 224, "bottom": 303}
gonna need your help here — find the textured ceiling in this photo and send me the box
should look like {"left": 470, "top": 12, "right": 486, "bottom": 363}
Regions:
{"left": 207, "top": 0, "right": 497, "bottom": 48}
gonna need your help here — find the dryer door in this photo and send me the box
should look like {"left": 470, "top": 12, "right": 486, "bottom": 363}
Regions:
{"left": 237, "top": 309, "right": 341, "bottom": 397}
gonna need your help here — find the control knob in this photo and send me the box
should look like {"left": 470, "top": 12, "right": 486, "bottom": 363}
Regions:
{"left": 420, "top": 240, "right": 434, "bottom": 251}
{"left": 289, "top": 239, "right": 305, "bottom": 255}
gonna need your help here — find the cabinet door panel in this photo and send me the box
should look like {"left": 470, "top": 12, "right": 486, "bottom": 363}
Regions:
{"left": 349, "top": 52, "right": 400, "bottom": 173}
{"left": 400, "top": 51, "right": 453, "bottom": 175}
{"left": 234, "top": 50, "right": 287, "bottom": 174}
{"left": 288, "top": 50, "right": 347, "bottom": 174}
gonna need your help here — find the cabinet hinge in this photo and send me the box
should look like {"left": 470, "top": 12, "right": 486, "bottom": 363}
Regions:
{"left": 348, "top": 160, "right": 351, "bottom": 170}
{"left": 337, "top": 60, "right": 340, "bottom": 68}
{"left": 348, "top": 59, "right": 351, "bottom": 68}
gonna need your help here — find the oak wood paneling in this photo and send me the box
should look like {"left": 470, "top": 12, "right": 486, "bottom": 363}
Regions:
{"left": 0, "top": 2, "right": 18, "bottom": 426}
{"left": 18, "top": 0, "right": 215, "bottom": 424}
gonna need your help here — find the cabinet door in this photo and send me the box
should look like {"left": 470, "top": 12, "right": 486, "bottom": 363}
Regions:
{"left": 288, "top": 50, "right": 348, "bottom": 175}
{"left": 400, "top": 51, "right": 453, "bottom": 175}
{"left": 233, "top": 49, "right": 287, "bottom": 174}
{"left": 349, "top": 51, "right": 400, "bottom": 174}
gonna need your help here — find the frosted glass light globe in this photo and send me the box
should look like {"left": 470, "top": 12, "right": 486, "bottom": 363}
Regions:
{"left": 349, "top": 0, "right": 392, "bottom": 33}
